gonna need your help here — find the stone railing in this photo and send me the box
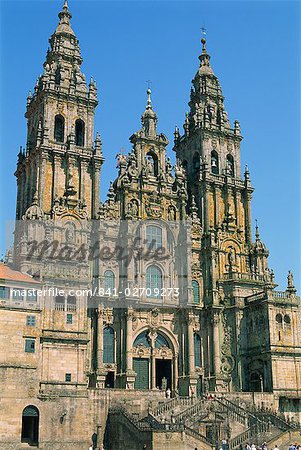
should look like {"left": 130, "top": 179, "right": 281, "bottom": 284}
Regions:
{"left": 150, "top": 396, "right": 194, "bottom": 418}
{"left": 184, "top": 425, "right": 211, "bottom": 444}
{"left": 229, "top": 421, "right": 270, "bottom": 449}
{"left": 221, "top": 272, "right": 266, "bottom": 283}
{"left": 0, "top": 297, "right": 40, "bottom": 310}
{"left": 254, "top": 410, "right": 299, "bottom": 431}
{"left": 174, "top": 398, "right": 207, "bottom": 423}
{"left": 215, "top": 397, "right": 259, "bottom": 427}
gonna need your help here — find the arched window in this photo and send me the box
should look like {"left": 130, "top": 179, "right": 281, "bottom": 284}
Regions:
{"left": 146, "top": 225, "right": 162, "bottom": 250}
{"left": 55, "top": 67, "right": 61, "bottom": 85}
{"left": 55, "top": 294, "right": 65, "bottom": 311}
{"left": 193, "top": 152, "right": 200, "bottom": 173}
{"left": 249, "top": 372, "right": 263, "bottom": 392}
{"left": 75, "top": 119, "right": 85, "bottom": 146}
{"left": 67, "top": 295, "right": 76, "bottom": 312}
{"left": 226, "top": 154, "right": 235, "bottom": 177}
{"left": 192, "top": 280, "right": 200, "bottom": 304}
{"left": 276, "top": 313, "right": 283, "bottom": 325}
{"left": 104, "top": 270, "right": 115, "bottom": 291}
{"left": 103, "top": 326, "right": 115, "bottom": 363}
{"left": 54, "top": 115, "right": 64, "bottom": 142}
{"left": 146, "top": 265, "right": 162, "bottom": 298}
{"left": 21, "top": 405, "right": 39, "bottom": 446}
{"left": 146, "top": 151, "right": 158, "bottom": 177}
{"left": 284, "top": 314, "right": 291, "bottom": 326}
{"left": 211, "top": 150, "right": 219, "bottom": 174}
{"left": 155, "top": 333, "right": 170, "bottom": 348}
{"left": 133, "top": 331, "right": 150, "bottom": 347}
{"left": 194, "top": 333, "right": 201, "bottom": 367}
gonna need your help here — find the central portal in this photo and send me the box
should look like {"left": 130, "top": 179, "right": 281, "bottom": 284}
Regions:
{"left": 155, "top": 359, "right": 172, "bottom": 390}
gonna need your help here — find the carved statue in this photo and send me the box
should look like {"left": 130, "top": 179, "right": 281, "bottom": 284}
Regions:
{"left": 146, "top": 157, "right": 154, "bottom": 177}
{"left": 287, "top": 270, "right": 294, "bottom": 289}
{"left": 227, "top": 247, "right": 235, "bottom": 272}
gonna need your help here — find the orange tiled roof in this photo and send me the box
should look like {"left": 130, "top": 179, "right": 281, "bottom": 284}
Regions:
{"left": 0, "top": 263, "right": 40, "bottom": 284}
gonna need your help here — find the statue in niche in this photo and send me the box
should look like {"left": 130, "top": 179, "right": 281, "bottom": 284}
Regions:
{"left": 228, "top": 247, "right": 235, "bottom": 271}
{"left": 65, "top": 223, "right": 75, "bottom": 243}
{"left": 127, "top": 199, "right": 139, "bottom": 218}
{"left": 168, "top": 205, "right": 177, "bottom": 221}
{"left": 146, "top": 157, "right": 154, "bottom": 177}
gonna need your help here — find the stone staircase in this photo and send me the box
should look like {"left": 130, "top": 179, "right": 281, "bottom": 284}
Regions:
{"left": 107, "top": 404, "right": 212, "bottom": 450}
{"left": 217, "top": 397, "right": 300, "bottom": 449}
{"left": 106, "top": 396, "right": 301, "bottom": 450}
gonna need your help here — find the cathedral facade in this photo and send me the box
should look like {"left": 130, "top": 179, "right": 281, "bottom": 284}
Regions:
{"left": 0, "top": 2, "right": 300, "bottom": 449}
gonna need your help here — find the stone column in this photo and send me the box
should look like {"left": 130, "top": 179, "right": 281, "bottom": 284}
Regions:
{"left": 214, "top": 185, "right": 219, "bottom": 228}
{"left": 92, "top": 162, "right": 101, "bottom": 218}
{"left": 126, "top": 309, "right": 133, "bottom": 371}
{"left": 187, "top": 315, "right": 195, "bottom": 375}
{"left": 212, "top": 310, "right": 221, "bottom": 375}
{"left": 244, "top": 191, "right": 252, "bottom": 244}
{"left": 97, "top": 307, "right": 104, "bottom": 370}
{"left": 52, "top": 154, "right": 61, "bottom": 201}
{"left": 80, "top": 159, "right": 88, "bottom": 201}
{"left": 125, "top": 308, "right": 136, "bottom": 389}
{"left": 39, "top": 154, "right": 47, "bottom": 211}
{"left": 203, "top": 185, "right": 211, "bottom": 231}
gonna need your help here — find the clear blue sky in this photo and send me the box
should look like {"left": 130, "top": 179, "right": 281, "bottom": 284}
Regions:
{"left": 0, "top": 0, "right": 300, "bottom": 292}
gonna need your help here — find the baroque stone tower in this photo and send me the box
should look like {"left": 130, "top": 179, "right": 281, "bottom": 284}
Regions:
{"left": 173, "top": 36, "right": 280, "bottom": 391}
{"left": 15, "top": 0, "right": 103, "bottom": 222}
{"left": 1, "top": 4, "right": 300, "bottom": 449}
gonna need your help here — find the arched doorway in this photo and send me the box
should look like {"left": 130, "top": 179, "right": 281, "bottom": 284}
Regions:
{"left": 21, "top": 405, "right": 39, "bottom": 446}
{"left": 132, "top": 330, "right": 175, "bottom": 392}
{"left": 249, "top": 371, "right": 263, "bottom": 392}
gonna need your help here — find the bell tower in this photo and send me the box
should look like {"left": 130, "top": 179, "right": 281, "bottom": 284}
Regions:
{"left": 15, "top": 0, "right": 104, "bottom": 221}
{"left": 174, "top": 35, "right": 275, "bottom": 391}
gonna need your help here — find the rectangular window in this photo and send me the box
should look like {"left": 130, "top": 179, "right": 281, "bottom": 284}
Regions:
{"left": 27, "top": 289, "right": 37, "bottom": 302}
{"left": 26, "top": 315, "right": 36, "bottom": 326}
{"left": 66, "top": 314, "right": 73, "bottom": 324}
{"left": 12, "top": 288, "right": 24, "bottom": 301}
{"left": 146, "top": 225, "right": 162, "bottom": 250}
{"left": 65, "top": 373, "right": 72, "bottom": 382}
{"left": 0, "top": 286, "right": 10, "bottom": 299}
{"left": 25, "top": 339, "right": 35, "bottom": 353}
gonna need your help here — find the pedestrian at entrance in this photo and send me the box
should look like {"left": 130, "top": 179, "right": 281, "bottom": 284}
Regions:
{"left": 289, "top": 445, "right": 296, "bottom": 450}
{"left": 273, "top": 445, "right": 279, "bottom": 450}
{"left": 143, "top": 445, "right": 147, "bottom": 450}
{"left": 246, "top": 444, "right": 251, "bottom": 450}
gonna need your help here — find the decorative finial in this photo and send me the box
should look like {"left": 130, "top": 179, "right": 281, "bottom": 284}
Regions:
{"left": 201, "top": 27, "right": 207, "bottom": 52}
{"left": 58, "top": 0, "right": 72, "bottom": 24}
{"left": 146, "top": 82, "right": 152, "bottom": 109}
{"left": 255, "top": 219, "right": 260, "bottom": 240}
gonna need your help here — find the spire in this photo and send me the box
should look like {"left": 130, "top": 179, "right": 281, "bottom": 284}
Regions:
{"left": 141, "top": 88, "right": 157, "bottom": 137}
{"left": 198, "top": 35, "right": 214, "bottom": 75}
{"left": 56, "top": 0, "right": 74, "bottom": 36}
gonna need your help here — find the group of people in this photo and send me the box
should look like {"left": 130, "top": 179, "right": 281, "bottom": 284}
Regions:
{"left": 241, "top": 443, "right": 301, "bottom": 450}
